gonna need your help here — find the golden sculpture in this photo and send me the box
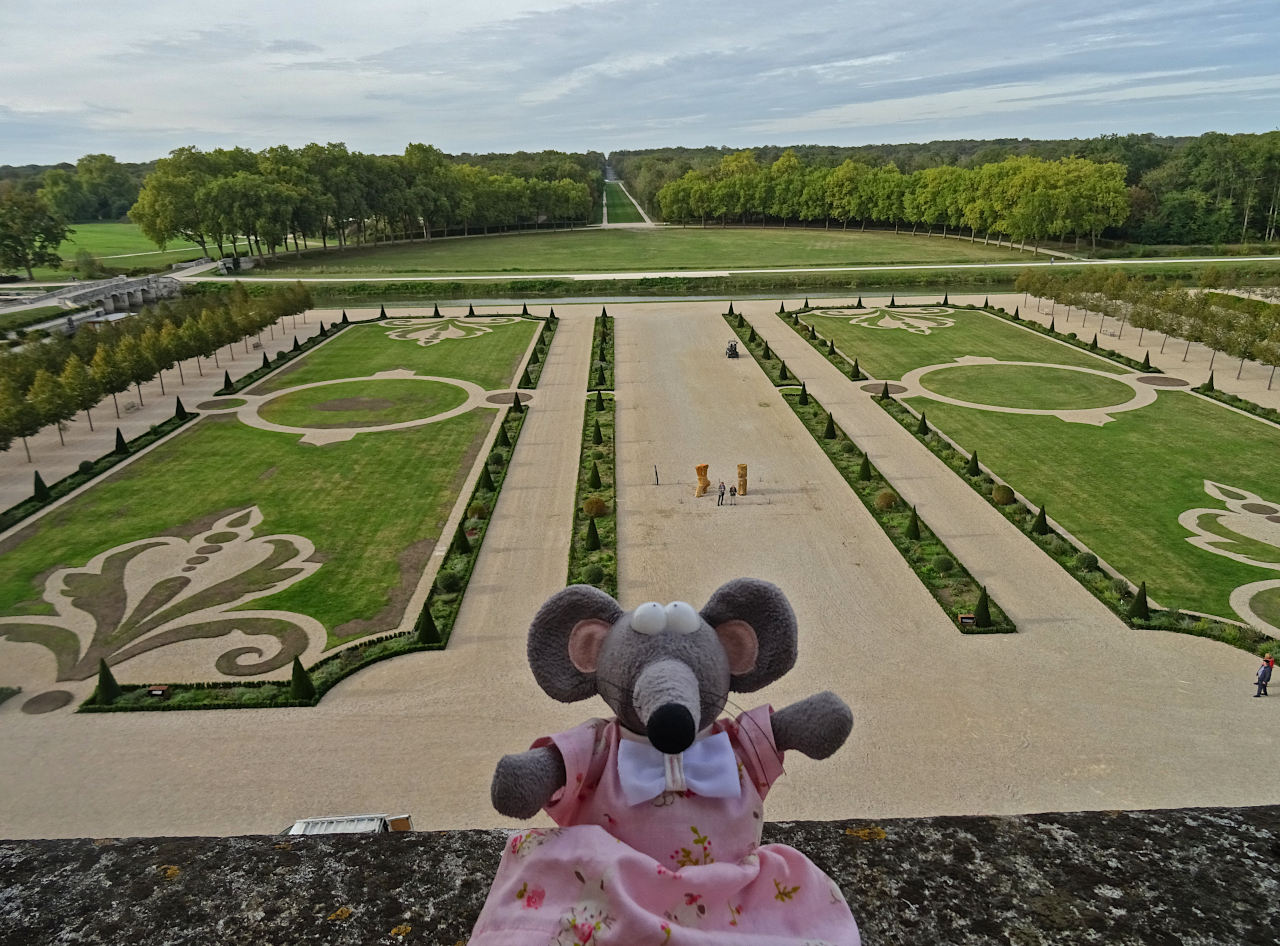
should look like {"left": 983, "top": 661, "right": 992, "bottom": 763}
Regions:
{"left": 695, "top": 464, "right": 710, "bottom": 497}
{"left": 737, "top": 464, "right": 748, "bottom": 497}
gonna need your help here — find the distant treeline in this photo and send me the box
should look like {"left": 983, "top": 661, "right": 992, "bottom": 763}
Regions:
{"left": 0, "top": 146, "right": 605, "bottom": 243}
{"left": 611, "top": 132, "right": 1280, "bottom": 246}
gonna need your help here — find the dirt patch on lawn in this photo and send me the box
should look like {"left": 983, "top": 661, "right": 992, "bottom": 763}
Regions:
{"left": 313, "top": 397, "right": 396, "bottom": 412}
{"left": 331, "top": 538, "right": 435, "bottom": 639}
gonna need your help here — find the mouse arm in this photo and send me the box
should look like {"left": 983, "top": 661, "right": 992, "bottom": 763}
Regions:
{"left": 770, "top": 691, "right": 853, "bottom": 759}
{"left": 491, "top": 744, "right": 568, "bottom": 819}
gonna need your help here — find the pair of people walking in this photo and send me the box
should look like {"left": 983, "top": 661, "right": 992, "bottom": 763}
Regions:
{"left": 1255, "top": 653, "right": 1274, "bottom": 697}
{"left": 716, "top": 481, "right": 736, "bottom": 506}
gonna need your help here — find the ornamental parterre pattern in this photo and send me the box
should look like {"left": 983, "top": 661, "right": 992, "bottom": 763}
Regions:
{"left": 382, "top": 316, "right": 523, "bottom": 346}
{"left": 815, "top": 306, "right": 956, "bottom": 335}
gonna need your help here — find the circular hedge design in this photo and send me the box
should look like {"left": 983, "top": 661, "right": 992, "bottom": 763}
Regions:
{"left": 919, "top": 364, "right": 1136, "bottom": 411}
{"left": 259, "top": 379, "right": 469, "bottom": 429}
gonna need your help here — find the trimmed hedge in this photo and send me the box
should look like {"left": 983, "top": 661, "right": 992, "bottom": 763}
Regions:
{"left": 568, "top": 388, "right": 617, "bottom": 596}
{"left": 589, "top": 312, "right": 614, "bottom": 391}
{"left": 1191, "top": 384, "right": 1280, "bottom": 428}
{"left": 221, "top": 320, "right": 351, "bottom": 395}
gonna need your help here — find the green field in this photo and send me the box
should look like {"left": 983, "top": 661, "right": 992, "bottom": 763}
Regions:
{"left": 604, "top": 181, "right": 645, "bottom": 223}
{"left": 0, "top": 318, "right": 536, "bottom": 688}
{"left": 919, "top": 364, "right": 1137, "bottom": 410}
{"left": 808, "top": 306, "right": 1130, "bottom": 381}
{"left": 903, "top": 390, "right": 1280, "bottom": 622}
{"left": 17, "top": 222, "right": 205, "bottom": 280}
{"left": 245, "top": 227, "right": 1029, "bottom": 278}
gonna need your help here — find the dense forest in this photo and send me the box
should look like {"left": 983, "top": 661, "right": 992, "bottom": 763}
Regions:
{"left": 611, "top": 132, "right": 1280, "bottom": 246}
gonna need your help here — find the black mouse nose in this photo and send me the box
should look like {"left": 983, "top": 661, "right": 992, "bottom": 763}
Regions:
{"left": 648, "top": 703, "right": 696, "bottom": 755}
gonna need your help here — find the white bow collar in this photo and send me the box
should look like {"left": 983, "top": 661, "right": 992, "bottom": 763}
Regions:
{"left": 617, "top": 726, "right": 741, "bottom": 807}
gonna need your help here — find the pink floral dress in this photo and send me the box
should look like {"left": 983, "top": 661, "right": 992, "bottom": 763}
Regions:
{"left": 469, "top": 706, "right": 860, "bottom": 945}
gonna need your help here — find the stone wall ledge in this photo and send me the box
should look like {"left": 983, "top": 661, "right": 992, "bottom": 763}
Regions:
{"left": 2, "top": 805, "right": 1278, "bottom": 945}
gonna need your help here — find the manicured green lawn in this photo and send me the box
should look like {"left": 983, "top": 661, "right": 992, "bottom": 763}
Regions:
{"left": 0, "top": 318, "right": 536, "bottom": 657}
{"left": 247, "top": 228, "right": 1027, "bottom": 277}
{"left": 905, "top": 390, "right": 1280, "bottom": 621}
{"left": 60, "top": 222, "right": 200, "bottom": 259}
{"left": 254, "top": 318, "right": 536, "bottom": 394}
{"left": 919, "top": 364, "right": 1137, "bottom": 410}
{"left": 605, "top": 182, "right": 645, "bottom": 223}
{"left": 258, "top": 378, "right": 469, "bottom": 429}
{"left": 807, "top": 307, "right": 1131, "bottom": 380}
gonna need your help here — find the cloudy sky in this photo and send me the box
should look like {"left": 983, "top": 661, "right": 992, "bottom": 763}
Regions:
{"left": 2, "top": 0, "right": 1278, "bottom": 165}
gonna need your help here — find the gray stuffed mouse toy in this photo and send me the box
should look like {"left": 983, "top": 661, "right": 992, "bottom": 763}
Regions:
{"left": 470, "top": 578, "right": 861, "bottom": 945}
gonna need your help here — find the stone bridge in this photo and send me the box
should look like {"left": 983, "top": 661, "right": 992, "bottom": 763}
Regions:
{"left": 54, "top": 273, "right": 183, "bottom": 314}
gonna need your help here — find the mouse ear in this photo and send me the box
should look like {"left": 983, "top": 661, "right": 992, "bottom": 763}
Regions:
{"left": 528, "top": 584, "right": 624, "bottom": 702}
{"left": 700, "top": 578, "right": 797, "bottom": 692}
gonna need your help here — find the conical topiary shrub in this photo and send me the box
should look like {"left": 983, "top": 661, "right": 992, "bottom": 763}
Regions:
{"left": 549, "top": 307, "right": 557, "bottom": 321}
{"left": 1032, "top": 505, "right": 1049, "bottom": 535}
{"left": 727, "top": 302, "right": 735, "bottom": 316}
{"left": 174, "top": 397, "right": 188, "bottom": 420}
{"left": 595, "top": 389, "right": 606, "bottom": 412}
{"left": 290, "top": 656, "right": 316, "bottom": 701}
{"left": 1128, "top": 581, "right": 1150, "bottom": 621}
{"left": 822, "top": 411, "right": 836, "bottom": 440}
{"left": 889, "top": 295, "right": 896, "bottom": 307}
{"left": 855, "top": 296, "right": 863, "bottom": 308}
{"left": 292, "top": 336, "right": 301, "bottom": 351}
{"left": 416, "top": 605, "right": 440, "bottom": 645}
{"left": 778, "top": 362, "right": 789, "bottom": 381}
{"left": 808, "top": 324, "right": 815, "bottom": 339}
{"left": 341, "top": 309, "right": 350, "bottom": 324}
{"left": 906, "top": 506, "right": 921, "bottom": 540}
{"left": 1090, "top": 333, "right": 1098, "bottom": 349}
{"left": 220, "top": 370, "right": 233, "bottom": 393}
{"left": 588, "top": 461, "right": 602, "bottom": 489}
{"left": 916, "top": 412, "right": 929, "bottom": 436}
{"left": 585, "top": 518, "right": 601, "bottom": 551}
{"left": 983, "top": 296, "right": 990, "bottom": 307}
{"left": 528, "top": 346, "right": 540, "bottom": 366}
{"left": 520, "top": 367, "right": 532, "bottom": 386}
{"left": 827, "top": 338, "right": 835, "bottom": 354}
{"left": 762, "top": 342, "right": 771, "bottom": 360}
{"left": 114, "top": 427, "right": 129, "bottom": 455}
{"left": 880, "top": 381, "right": 891, "bottom": 400}
{"left": 97, "top": 658, "right": 121, "bottom": 705}
{"left": 1048, "top": 317, "right": 1055, "bottom": 332}
{"left": 433, "top": 303, "right": 441, "bottom": 318}
{"left": 798, "top": 382, "right": 808, "bottom": 406}
{"left": 496, "top": 423, "right": 512, "bottom": 448}
{"left": 467, "top": 303, "right": 476, "bottom": 316}
{"left": 379, "top": 304, "right": 388, "bottom": 320}
{"left": 1141, "top": 351, "right": 1151, "bottom": 370}
{"left": 478, "top": 465, "right": 496, "bottom": 491}
{"left": 1012, "top": 306, "right": 1020, "bottom": 320}
{"left": 596, "top": 364, "right": 607, "bottom": 387}
{"left": 857, "top": 454, "right": 872, "bottom": 481}
{"left": 974, "top": 587, "right": 992, "bottom": 628}
{"left": 748, "top": 326, "right": 757, "bottom": 343}
{"left": 803, "top": 298, "right": 810, "bottom": 309}
{"left": 942, "top": 292, "right": 949, "bottom": 305}
{"left": 736, "top": 312, "right": 745, "bottom": 328}
{"left": 453, "top": 523, "right": 472, "bottom": 556}
{"left": 601, "top": 305, "right": 608, "bottom": 318}
{"left": 592, "top": 420, "right": 603, "bottom": 445}
{"left": 511, "top": 392, "right": 523, "bottom": 413}
{"left": 852, "top": 358, "right": 861, "bottom": 380}
{"left": 965, "top": 450, "right": 980, "bottom": 476}
{"left": 33, "top": 470, "right": 49, "bottom": 502}
{"left": 777, "top": 302, "right": 786, "bottom": 315}
{"left": 261, "top": 351, "right": 270, "bottom": 369}
{"left": 521, "top": 302, "right": 529, "bottom": 315}
{"left": 1203, "top": 372, "right": 1215, "bottom": 392}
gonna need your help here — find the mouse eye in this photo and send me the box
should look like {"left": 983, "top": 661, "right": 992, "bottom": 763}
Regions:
{"left": 665, "top": 601, "right": 700, "bottom": 634}
{"left": 631, "top": 602, "right": 666, "bottom": 635}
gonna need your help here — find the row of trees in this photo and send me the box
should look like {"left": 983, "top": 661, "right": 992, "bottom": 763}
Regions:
{"left": 0, "top": 283, "right": 312, "bottom": 460}
{"left": 1015, "top": 269, "right": 1280, "bottom": 385}
{"left": 129, "top": 144, "right": 601, "bottom": 260}
{"left": 0, "top": 183, "right": 71, "bottom": 279}
{"left": 654, "top": 151, "right": 1129, "bottom": 252}
{"left": 615, "top": 131, "right": 1280, "bottom": 247}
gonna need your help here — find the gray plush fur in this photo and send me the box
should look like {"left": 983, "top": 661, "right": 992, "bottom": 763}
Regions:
{"left": 492, "top": 578, "right": 853, "bottom": 818}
